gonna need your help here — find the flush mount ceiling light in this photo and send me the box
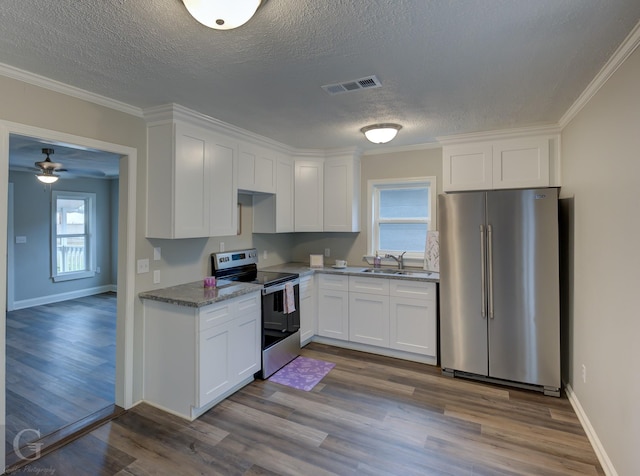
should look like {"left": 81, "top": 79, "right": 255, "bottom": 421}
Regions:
{"left": 35, "top": 148, "right": 62, "bottom": 184}
{"left": 360, "top": 123, "right": 403, "bottom": 144}
{"left": 182, "top": 0, "right": 265, "bottom": 30}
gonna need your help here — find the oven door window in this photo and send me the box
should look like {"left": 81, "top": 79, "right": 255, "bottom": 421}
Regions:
{"left": 262, "top": 285, "right": 300, "bottom": 332}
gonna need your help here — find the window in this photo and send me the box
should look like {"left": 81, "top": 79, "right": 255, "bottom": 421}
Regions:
{"left": 368, "top": 177, "right": 436, "bottom": 260}
{"left": 51, "top": 191, "right": 96, "bottom": 282}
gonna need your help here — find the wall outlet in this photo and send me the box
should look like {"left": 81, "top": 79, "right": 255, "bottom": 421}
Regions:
{"left": 153, "top": 270, "right": 161, "bottom": 284}
{"left": 15, "top": 236, "right": 27, "bottom": 244}
{"left": 581, "top": 364, "right": 587, "bottom": 383}
{"left": 263, "top": 250, "right": 268, "bottom": 260}
{"left": 96, "top": 266, "right": 101, "bottom": 274}
{"left": 220, "top": 242, "right": 225, "bottom": 252}
{"left": 324, "top": 248, "right": 330, "bottom": 257}
{"left": 137, "top": 258, "right": 150, "bottom": 274}
{"left": 153, "top": 247, "right": 161, "bottom": 261}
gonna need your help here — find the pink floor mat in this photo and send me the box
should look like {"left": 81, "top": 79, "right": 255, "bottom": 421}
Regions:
{"left": 268, "top": 356, "right": 336, "bottom": 391}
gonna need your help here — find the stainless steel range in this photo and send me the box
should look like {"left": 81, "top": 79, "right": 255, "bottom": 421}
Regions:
{"left": 211, "top": 248, "right": 300, "bottom": 378}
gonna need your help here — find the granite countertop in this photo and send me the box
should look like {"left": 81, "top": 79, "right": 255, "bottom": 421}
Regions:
{"left": 262, "top": 262, "right": 440, "bottom": 283}
{"left": 139, "top": 279, "right": 262, "bottom": 308}
{"left": 140, "top": 262, "right": 439, "bottom": 309}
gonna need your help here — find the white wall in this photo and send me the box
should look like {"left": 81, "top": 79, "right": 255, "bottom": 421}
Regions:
{"left": 560, "top": 45, "right": 640, "bottom": 475}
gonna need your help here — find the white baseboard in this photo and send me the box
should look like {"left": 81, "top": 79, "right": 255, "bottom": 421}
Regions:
{"left": 311, "top": 335, "right": 438, "bottom": 366}
{"left": 564, "top": 382, "right": 618, "bottom": 476}
{"left": 12, "top": 284, "right": 117, "bottom": 310}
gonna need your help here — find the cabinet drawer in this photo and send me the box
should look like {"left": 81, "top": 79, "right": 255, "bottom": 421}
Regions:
{"left": 318, "top": 273, "right": 349, "bottom": 290}
{"left": 349, "top": 276, "right": 390, "bottom": 295}
{"left": 199, "top": 301, "right": 235, "bottom": 331}
{"left": 389, "top": 281, "right": 435, "bottom": 300}
{"left": 235, "top": 292, "right": 260, "bottom": 315}
{"left": 300, "top": 276, "right": 314, "bottom": 299}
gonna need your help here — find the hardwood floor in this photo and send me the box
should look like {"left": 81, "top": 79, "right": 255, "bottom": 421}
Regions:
{"left": 16, "top": 343, "right": 603, "bottom": 475}
{"left": 5, "top": 293, "right": 117, "bottom": 456}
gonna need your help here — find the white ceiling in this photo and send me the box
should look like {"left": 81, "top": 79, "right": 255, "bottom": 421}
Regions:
{"left": 2, "top": 0, "right": 640, "bottom": 170}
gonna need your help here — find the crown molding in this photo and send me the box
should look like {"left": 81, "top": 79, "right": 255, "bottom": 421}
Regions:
{"left": 559, "top": 19, "right": 640, "bottom": 128}
{"left": 143, "top": 103, "right": 296, "bottom": 155}
{"left": 324, "top": 146, "right": 363, "bottom": 159}
{"left": 0, "top": 62, "right": 143, "bottom": 118}
{"left": 436, "top": 124, "right": 561, "bottom": 146}
{"left": 362, "top": 141, "right": 441, "bottom": 156}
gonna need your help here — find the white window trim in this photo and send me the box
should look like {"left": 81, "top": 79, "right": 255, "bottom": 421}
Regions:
{"left": 51, "top": 190, "right": 97, "bottom": 282}
{"left": 366, "top": 177, "right": 437, "bottom": 266}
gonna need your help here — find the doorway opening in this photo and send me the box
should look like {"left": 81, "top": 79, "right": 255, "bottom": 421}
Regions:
{"left": 1, "top": 125, "right": 137, "bottom": 471}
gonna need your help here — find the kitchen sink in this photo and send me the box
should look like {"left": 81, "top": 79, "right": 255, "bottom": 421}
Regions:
{"left": 361, "top": 268, "right": 393, "bottom": 274}
{"left": 360, "top": 268, "right": 432, "bottom": 277}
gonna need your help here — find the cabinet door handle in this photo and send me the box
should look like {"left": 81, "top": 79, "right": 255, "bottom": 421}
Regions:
{"left": 480, "top": 225, "right": 486, "bottom": 318}
{"left": 487, "top": 224, "right": 494, "bottom": 319}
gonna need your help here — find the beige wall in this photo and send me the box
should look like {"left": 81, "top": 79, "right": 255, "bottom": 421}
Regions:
{"left": 291, "top": 147, "right": 442, "bottom": 266}
{"left": 560, "top": 46, "right": 640, "bottom": 475}
{"left": 0, "top": 76, "right": 296, "bottom": 406}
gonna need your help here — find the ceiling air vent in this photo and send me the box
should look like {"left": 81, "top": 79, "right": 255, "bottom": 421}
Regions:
{"left": 321, "top": 75, "right": 382, "bottom": 95}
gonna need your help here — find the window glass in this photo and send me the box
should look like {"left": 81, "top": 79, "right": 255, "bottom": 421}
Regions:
{"left": 379, "top": 223, "right": 428, "bottom": 252}
{"left": 51, "top": 191, "right": 96, "bottom": 281}
{"left": 368, "top": 177, "right": 436, "bottom": 261}
{"left": 379, "top": 188, "right": 428, "bottom": 219}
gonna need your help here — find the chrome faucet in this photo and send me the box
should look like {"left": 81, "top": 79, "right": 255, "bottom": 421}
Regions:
{"left": 385, "top": 251, "right": 407, "bottom": 269}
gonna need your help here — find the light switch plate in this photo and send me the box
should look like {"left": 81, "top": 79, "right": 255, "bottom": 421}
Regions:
{"left": 153, "top": 270, "right": 161, "bottom": 284}
{"left": 137, "top": 258, "right": 150, "bottom": 274}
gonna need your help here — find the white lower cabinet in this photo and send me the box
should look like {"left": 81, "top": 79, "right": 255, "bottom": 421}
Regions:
{"left": 316, "top": 274, "right": 438, "bottom": 363}
{"left": 389, "top": 298, "right": 436, "bottom": 356}
{"left": 349, "top": 292, "right": 389, "bottom": 347}
{"left": 348, "top": 276, "right": 390, "bottom": 346}
{"left": 143, "top": 291, "right": 261, "bottom": 420}
{"left": 317, "top": 274, "right": 349, "bottom": 340}
{"left": 198, "top": 321, "right": 232, "bottom": 405}
{"left": 299, "top": 275, "right": 316, "bottom": 345}
{"left": 389, "top": 280, "right": 437, "bottom": 358}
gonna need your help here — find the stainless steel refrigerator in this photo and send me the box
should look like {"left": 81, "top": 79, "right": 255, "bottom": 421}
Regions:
{"left": 438, "top": 188, "right": 560, "bottom": 396}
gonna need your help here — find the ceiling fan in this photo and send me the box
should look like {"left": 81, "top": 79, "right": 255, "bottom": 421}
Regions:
{"left": 32, "top": 147, "right": 108, "bottom": 183}
{"left": 34, "top": 148, "right": 63, "bottom": 183}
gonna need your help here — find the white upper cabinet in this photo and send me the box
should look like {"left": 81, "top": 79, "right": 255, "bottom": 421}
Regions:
{"left": 253, "top": 155, "right": 295, "bottom": 233}
{"left": 442, "top": 143, "right": 493, "bottom": 192}
{"left": 294, "top": 159, "right": 324, "bottom": 232}
{"left": 238, "top": 143, "right": 276, "bottom": 194}
{"left": 442, "top": 134, "right": 554, "bottom": 192}
{"left": 145, "top": 110, "right": 238, "bottom": 239}
{"left": 147, "top": 121, "right": 209, "bottom": 238}
{"left": 492, "top": 137, "right": 549, "bottom": 189}
{"left": 208, "top": 133, "right": 239, "bottom": 237}
{"left": 294, "top": 151, "right": 361, "bottom": 232}
{"left": 324, "top": 155, "right": 361, "bottom": 232}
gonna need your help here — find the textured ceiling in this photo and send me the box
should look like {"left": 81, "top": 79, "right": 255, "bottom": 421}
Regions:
{"left": 2, "top": 0, "right": 640, "bottom": 160}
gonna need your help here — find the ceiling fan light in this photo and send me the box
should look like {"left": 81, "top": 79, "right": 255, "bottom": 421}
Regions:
{"left": 360, "top": 123, "right": 402, "bottom": 144}
{"left": 36, "top": 172, "right": 59, "bottom": 184}
{"left": 35, "top": 148, "right": 61, "bottom": 183}
{"left": 182, "top": 0, "right": 263, "bottom": 30}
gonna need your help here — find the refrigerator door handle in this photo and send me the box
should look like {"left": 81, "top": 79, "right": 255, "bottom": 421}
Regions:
{"left": 480, "top": 224, "right": 486, "bottom": 318}
{"left": 487, "top": 224, "right": 494, "bottom": 318}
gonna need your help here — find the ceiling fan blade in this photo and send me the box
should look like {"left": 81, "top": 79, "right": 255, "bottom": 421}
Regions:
{"left": 59, "top": 168, "right": 107, "bottom": 178}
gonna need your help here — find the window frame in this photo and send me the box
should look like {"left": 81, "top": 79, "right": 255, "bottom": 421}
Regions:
{"left": 367, "top": 177, "right": 437, "bottom": 262}
{"left": 51, "top": 190, "right": 97, "bottom": 282}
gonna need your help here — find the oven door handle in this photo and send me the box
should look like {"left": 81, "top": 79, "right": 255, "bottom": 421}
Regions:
{"left": 261, "top": 279, "right": 300, "bottom": 295}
